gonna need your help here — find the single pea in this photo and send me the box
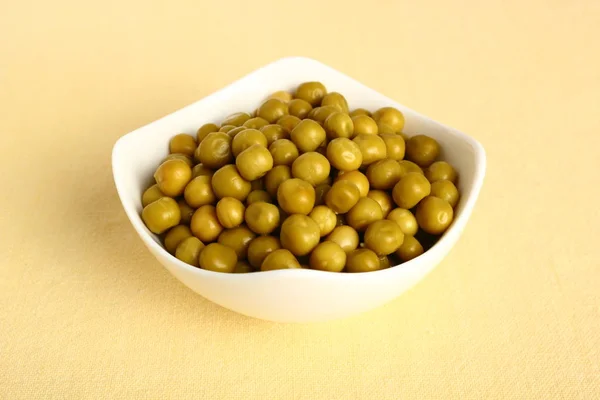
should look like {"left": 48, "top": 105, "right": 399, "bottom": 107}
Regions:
{"left": 290, "top": 119, "right": 327, "bottom": 153}
{"left": 277, "top": 178, "right": 315, "bottom": 215}
{"left": 351, "top": 115, "right": 378, "bottom": 135}
{"left": 324, "top": 112, "right": 354, "bottom": 139}
{"left": 321, "top": 92, "right": 349, "bottom": 113}
{"left": 346, "top": 248, "right": 382, "bottom": 272}
{"left": 175, "top": 236, "right": 205, "bottom": 267}
{"left": 216, "top": 197, "right": 245, "bottom": 228}
{"left": 142, "top": 184, "right": 165, "bottom": 207}
{"left": 309, "top": 205, "right": 337, "bottom": 237}
{"left": 352, "top": 134, "right": 387, "bottom": 167}
{"left": 196, "top": 123, "right": 219, "bottom": 143}
{"left": 366, "top": 159, "right": 403, "bottom": 190}
{"left": 295, "top": 81, "right": 327, "bottom": 106}
{"left": 395, "top": 235, "right": 424, "bottom": 262}
{"left": 309, "top": 241, "right": 347, "bottom": 272}
{"left": 325, "top": 180, "right": 361, "bottom": 214}
{"left": 257, "top": 99, "right": 289, "bottom": 124}
{"left": 236, "top": 144, "right": 274, "bottom": 181}
{"left": 288, "top": 98, "right": 313, "bottom": 119}
{"left": 326, "top": 225, "right": 359, "bottom": 253}
{"left": 190, "top": 205, "right": 223, "bottom": 243}
{"left": 415, "top": 196, "right": 454, "bottom": 235}
{"left": 392, "top": 172, "right": 431, "bottom": 209}
{"left": 269, "top": 139, "right": 299, "bottom": 166}
{"left": 142, "top": 197, "right": 181, "bottom": 234}
{"left": 387, "top": 208, "right": 418, "bottom": 236}
{"left": 164, "top": 225, "right": 193, "bottom": 254}
{"left": 261, "top": 249, "right": 302, "bottom": 271}
{"left": 243, "top": 117, "right": 270, "bottom": 130}
{"left": 280, "top": 214, "right": 321, "bottom": 256}
{"left": 154, "top": 159, "right": 192, "bottom": 197}
{"left": 199, "top": 243, "right": 237, "bottom": 273}
{"left": 349, "top": 108, "right": 371, "bottom": 118}
{"left": 367, "top": 190, "right": 394, "bottom": 217}
{"left": 221, "top": 112, "right": 251, "bottom": 127}
{"left": 380, "top": 134, "right": 406, "bottom": 161}
{"left": 268, "top": 90, "right": 293, "bottom": 104}
{"left": 364, "top": 220, "right": 405, "bottom": 255}
{"left": 184, "top": 175, "right": 216, "bottom": 208}
{"left": 194, "top": 132, "right": 233, "bottom": 169}
{"left": 291, "top": 152, "right": 331, "bottom": 186}
{"left": 245, "top": 202, "right": 281, "bottom": 235}
{"left": 169, "top": 134, "right": 197, "bottom": 157}
{"left": 430, "top": 180, "right": 460, "bottom": 208}
{"left": 261, "top": 124, "right": 289, "bottom": 145}
{"left": 247, "top": 236, "right": 281, "bottom": 269}
{"left": 405, "top": 135, "right": 440, "bottom": 167}
{"left": 217, "top": 225, "right": 256, "bottom": 259}
{"left": 211, "top": 164, "right": 251, "bottom": 201}
{"left": 425, "top": 161, "right": 458, "bottom": 183}
{"left": 372, "top": 107, "right": 405, "bottom": 133}
{"left": 345, "top": 197, "right": 384, "bottom": 232}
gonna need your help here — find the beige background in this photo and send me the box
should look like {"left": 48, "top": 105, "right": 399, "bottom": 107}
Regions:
{"left": 1, "top": 0, "right": 599, "bottom": 399}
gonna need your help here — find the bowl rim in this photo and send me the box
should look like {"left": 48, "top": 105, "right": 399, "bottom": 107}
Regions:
{"left": 112, "top": 56, "right": 487, "bottom": 281}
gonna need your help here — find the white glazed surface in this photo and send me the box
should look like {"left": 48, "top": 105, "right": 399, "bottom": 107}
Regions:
{"left": 112, "top": 57, "right": 486, "bottom": 323}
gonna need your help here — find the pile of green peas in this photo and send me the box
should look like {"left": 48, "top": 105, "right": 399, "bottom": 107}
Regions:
{"left": 140, "top": 82, "right": 460, "bottom": 273}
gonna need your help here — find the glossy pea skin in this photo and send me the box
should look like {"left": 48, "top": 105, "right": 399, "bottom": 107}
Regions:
{"left": 142, "top": 197, "right": 181, "bottom": 234}
{"left": 199, "top": 243, "right": 238, "bottom": 273}
{"left": 215, "top": 197, "right": 245, "bottom": 228}
{"left": 277, "top": 178, "right": 315, "bottom": 215}
{"left": 346, "top": 248, "right": 381, "bottom": 273}
{"left": 261, "top": 249, "right": 302, "bottom": 271}
{"left": 295, "top": 81, "right": 327, "bottom": 106}
{"left": 154, "top": 159, "right": 192, "bottom": 197}
{"left": 280, "top": 214, "right": 321, "bottom": 256}
{"left": 309, "top": 241, "right": 346, "bottom": 272}
{"left": 175, "top": 236, "right": 205, "bottom": 267}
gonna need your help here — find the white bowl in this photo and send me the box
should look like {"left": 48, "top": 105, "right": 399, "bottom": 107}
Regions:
{"left": 112, "top": 57, "right": 486, "bottom": 323}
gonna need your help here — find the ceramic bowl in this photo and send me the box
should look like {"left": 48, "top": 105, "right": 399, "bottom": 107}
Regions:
{"left": 112, "top": 57, "right": 486, "bottom": 323}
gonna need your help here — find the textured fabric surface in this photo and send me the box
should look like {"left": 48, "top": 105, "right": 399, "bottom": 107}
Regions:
{"left": 1, "top": 1, "right": 599, "bottom": 399}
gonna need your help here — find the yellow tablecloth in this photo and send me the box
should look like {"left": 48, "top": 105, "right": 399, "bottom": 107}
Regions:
{"left": 1, "top": 1, "right": 598, "bottom": 398}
